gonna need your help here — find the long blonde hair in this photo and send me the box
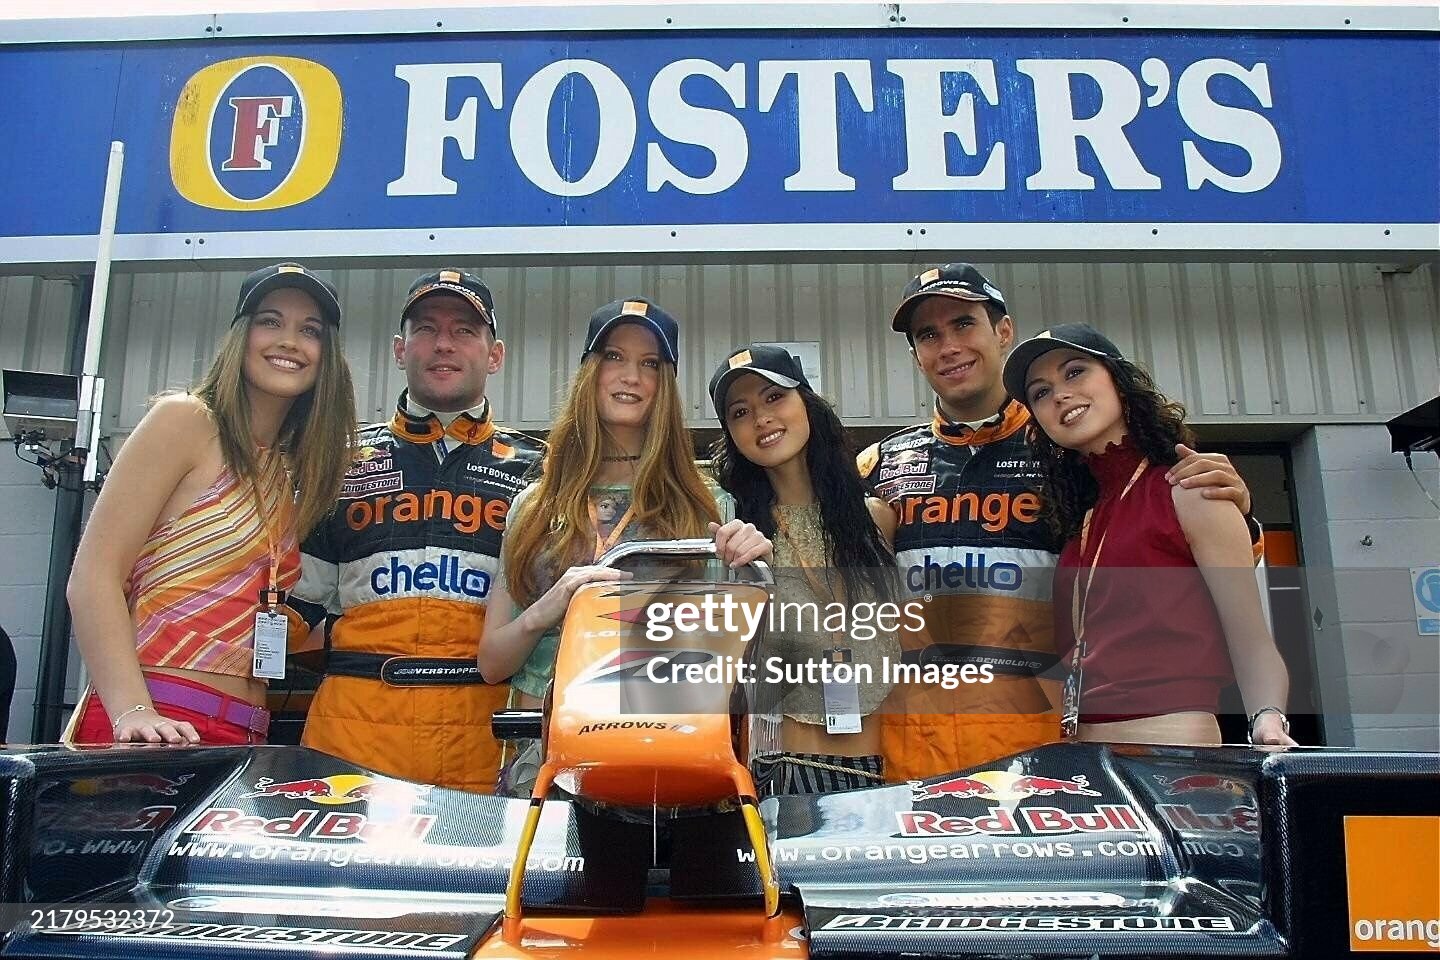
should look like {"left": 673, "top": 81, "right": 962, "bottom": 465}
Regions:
{"left": 504, "top": 352, "right": 717, "bottom": 605}
{"left": 191, "top": 316, "right": 357, "bottom": 538}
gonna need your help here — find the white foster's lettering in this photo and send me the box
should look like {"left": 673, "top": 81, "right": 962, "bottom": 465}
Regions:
{"left": 387, "top": 63, "right": 504, "bottom": 196}
{"left": 647, "top": 59, "right": 749, "bottom": 194}
{"left": 888, "top": 59, "right": 1005, "bottom": 191}
{"left": 1019, "top": 58, "right": 1162, "bottom": 190}
{"left": 1178, "top": 60, "right": 1282, "bottom": 192}
{"left": 511, "top": 60, "right": 636, "bottom": 196}
{"left": 757, "top": 59, "right": 874, "bottom": 191}
{"left": 383, "top": 56, "right": 1280, "bottom": 198}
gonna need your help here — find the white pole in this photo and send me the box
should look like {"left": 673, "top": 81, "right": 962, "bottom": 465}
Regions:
{"left": 77, "top": 141, "right": 124, "bottom": 485}
{"left": 82, "top": 141, "right": 124, "bottom": 377}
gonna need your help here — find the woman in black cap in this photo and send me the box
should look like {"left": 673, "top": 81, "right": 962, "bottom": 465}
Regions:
{"left": 709, "top": 343, "right": 902, "bottom": 794}
{"left": 1003, "top": 324, "right": 1294, "bottom": 748}
{"left": 66, "top": 263, "right": 356, "bottom": 746}
{"left": 480, "top": 299, "right": 770, "bottom": 795}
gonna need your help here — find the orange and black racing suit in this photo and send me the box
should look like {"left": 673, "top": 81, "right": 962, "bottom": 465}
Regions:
{"left": 290, "top": 396, "right": 542, "bottom": 792}
{"left": 859, "top": 400, "right": 1062, "bottom": 783}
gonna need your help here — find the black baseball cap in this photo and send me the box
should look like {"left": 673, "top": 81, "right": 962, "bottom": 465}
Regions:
{"left": 1003, "top": 323, "right": 1125, "bottom": 405}
{"left": 708, "top": 343, "right": 811, "bottom": 416}
{"left": 233, "top": 262, "right": 341, "bottom": 327}
{"left": 583, "top": 298, "right": 680, "bottom": 365}
{"left": 891, "top": 262, "right": 1007, "bottom": 332}
{"left": 401, "top": 269, "right": 497, "bottom": 334}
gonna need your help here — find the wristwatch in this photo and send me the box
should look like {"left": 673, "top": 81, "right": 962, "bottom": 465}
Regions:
{"left": 1244, "top": 512, "right": 1264, "bottom": 547}
{"left": 1247, "top": 705, "right": 1290, "bottom": 743}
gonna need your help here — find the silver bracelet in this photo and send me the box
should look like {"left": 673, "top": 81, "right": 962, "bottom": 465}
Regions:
{"left": 110, "top": 703, "right": 153, "bottom": 732}
{"left": 1247, "top": 705, "right": 1289, "bottom": 743}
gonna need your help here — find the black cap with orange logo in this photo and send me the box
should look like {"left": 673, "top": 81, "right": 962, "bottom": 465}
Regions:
{"left": 708, "top": 343, "right": 811, "bottom": 416}
{"left": 582, "top": 297, "right": 680, "bottom": 365}
{"left": 233, "top": 262, "right": 341, "bottom": 327}
{"left": 891, "top": 262, "right": 1007, "bottom": 333}
{"left": 401, "top": 269, "right": 497, "bottom": 334}
{"left": 1003, "top": 323, "right": 1126, "bottom": 405}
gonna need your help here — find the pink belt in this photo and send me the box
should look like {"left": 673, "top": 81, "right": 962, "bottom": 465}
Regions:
{"left": 145, "top": 676, "right": 270, "bottom": 735}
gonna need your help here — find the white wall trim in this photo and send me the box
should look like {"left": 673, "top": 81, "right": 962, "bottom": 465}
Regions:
{"left": 2, "top": 2, "right": 1436, "bottom": 45}
{"left": 0, "top": 223, "right": 1435, "bottom": 270}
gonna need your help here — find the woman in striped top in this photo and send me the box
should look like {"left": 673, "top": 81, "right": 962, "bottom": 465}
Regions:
{"left": 66, "top": 263, "right": 357, "bottom": 745}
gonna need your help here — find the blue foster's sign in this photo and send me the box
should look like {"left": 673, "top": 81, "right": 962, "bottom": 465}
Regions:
{"left": 0, "top": 27, "right": 1435, "bottom": 261}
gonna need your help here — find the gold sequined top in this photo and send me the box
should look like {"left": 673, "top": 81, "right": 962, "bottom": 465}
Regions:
{"left": 763, "top": 503, "right": 899, "bottom": 724}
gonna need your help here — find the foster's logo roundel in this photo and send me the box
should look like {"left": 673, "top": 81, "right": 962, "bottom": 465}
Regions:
{"left": 170, "top": 56, "right": 342, "bottom": 211}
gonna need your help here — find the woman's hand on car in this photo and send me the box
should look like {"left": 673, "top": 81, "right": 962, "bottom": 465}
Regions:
{"left": 1249, "top": 712, "right": 1297, "bottom": 747}
{"left": 710, "top": 520, "right": 773, "bottom": 568}
{"left": 522, "top": 565, "right": 633, "bottom": 633}
{"left": 112, "top": 706, "right": 201, "bottom": 745}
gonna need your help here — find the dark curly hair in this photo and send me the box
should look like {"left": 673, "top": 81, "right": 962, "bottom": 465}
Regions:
{"left": 1028, "top": 355, "right": 1195, "bottom": 543}
{"left": 711, "top": 385, "right": 896, "bottom": 601}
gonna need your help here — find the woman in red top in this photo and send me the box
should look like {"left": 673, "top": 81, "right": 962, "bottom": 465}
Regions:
{"left": 1003, "top": 324, "right": 1295, "bottom": 748}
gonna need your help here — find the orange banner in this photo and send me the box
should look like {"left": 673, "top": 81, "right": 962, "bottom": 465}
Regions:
{"left": 1344, "top": 815, "right": 1440, "bottom": 952}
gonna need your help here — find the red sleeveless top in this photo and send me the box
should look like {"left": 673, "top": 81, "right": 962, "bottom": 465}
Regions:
{"left": 1053, "top": 438, "right": 1235, "bottom": 719}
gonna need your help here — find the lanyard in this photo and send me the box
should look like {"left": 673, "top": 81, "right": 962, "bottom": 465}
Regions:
{"left": 248, "top": 453, "right": 289, "bottom": 610}
{"left": 1068, "top": 458, "right": 1149, "bottom": 680}
{"left": 589, "top": 497, "right": 637, "bottom": 562}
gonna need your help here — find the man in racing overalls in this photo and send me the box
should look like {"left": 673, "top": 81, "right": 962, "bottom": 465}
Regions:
{"left": 290, "top": 270, "right": 542, "bottom": 793}
{"left": 861, "top": 264, "right": 1255, "bottom": 782}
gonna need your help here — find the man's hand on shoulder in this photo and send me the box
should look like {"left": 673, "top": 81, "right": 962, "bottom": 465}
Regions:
{"left": 856, "top": 442, "right": 881, "bottom": 481}
{"left": 1166, "top": 443, "right": 1251, "bottom": 516}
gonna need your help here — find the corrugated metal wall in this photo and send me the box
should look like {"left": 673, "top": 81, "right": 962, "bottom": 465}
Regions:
{"left": 0, "top": 276, "right": 79, "bottom": 379}
{"left": 2, "top": 261, "right": 1435, "bottom": 436}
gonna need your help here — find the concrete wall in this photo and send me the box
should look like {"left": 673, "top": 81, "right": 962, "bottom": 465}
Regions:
{"left": 1293, "top": 425, "right": 1440, "bottom": 751}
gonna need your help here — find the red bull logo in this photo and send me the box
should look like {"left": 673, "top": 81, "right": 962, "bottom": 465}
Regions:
{"left": 909, "top": 776, "right": 993, "bottom": 801}
{"left": 38, "top": 804, "right": 177, "bottom": 834}
{"left": 909, "top": 770, "right": 1101, "bottom": 804}
{"left": 1153, "top": 774, "right": 1250, "bottom": 797}
{"left": 69, "top": 772, "right": 195, "bottom": 797}
{"left": 241, "top": 775, "right": 431, "bottom": 807}
{"left": 1157, "top": 803, "right": 1259, "bottom": 835}
{"left": 897, "top": 804, "right": 1142, "bottom": 838}
{"left": 348, "top": 446, "right": 396, "bottom": 475}
{"left": 187, "top": 807, "right": 436, "bottom": 844}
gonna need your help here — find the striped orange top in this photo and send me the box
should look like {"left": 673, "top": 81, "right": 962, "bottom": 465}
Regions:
{"left": 130, "top": 447, "right": 300, "bottom": 678}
